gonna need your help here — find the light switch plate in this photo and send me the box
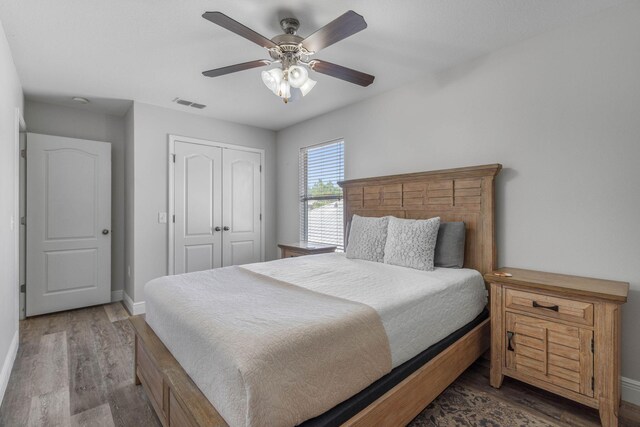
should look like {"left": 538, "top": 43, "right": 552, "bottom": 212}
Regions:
{"left": 158, "top": 212, "right": 167, "bottom": 224}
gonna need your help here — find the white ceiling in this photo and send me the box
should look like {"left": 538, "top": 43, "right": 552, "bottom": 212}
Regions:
{"left": 0, "top": 0, "right": 625, "bottom": 130}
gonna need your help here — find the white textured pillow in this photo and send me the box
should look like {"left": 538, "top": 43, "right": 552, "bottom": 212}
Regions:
{"left": 345, "top": 215, "right": 389, "bottom": 262}
{"left": 383, "top": 216, "right": 441, "bottom": 271}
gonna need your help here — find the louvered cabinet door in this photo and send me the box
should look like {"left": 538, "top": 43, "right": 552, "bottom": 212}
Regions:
{"left": 505, "top": 312, "right": 594, "bottom": 397}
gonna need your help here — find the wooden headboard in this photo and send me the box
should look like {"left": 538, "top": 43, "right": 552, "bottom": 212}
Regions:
{"left": 339, "top": 164, "right": 502, "bottom": 277}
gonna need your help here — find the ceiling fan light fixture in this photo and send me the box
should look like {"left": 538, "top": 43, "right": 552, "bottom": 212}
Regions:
{"left": 287, "top": 65, "right": 309, "bottom": 88}
{"left": 261, "top": 68, "right": 283, "bottom": 94}
{"left": 299, "top": 78, "right": 317, "bottom": 96}
{"left": 278, "top": 80, "right": 291, "bottom": 99}
{"left": 203, "top": 11, "right": 374, "bottom": 101}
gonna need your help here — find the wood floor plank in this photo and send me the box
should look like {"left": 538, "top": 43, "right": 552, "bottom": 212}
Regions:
{"left": 0, "top": 355, "right": 37, "bottom": 426}
{"left": 103, "top": 302, "right": 129, "bottom": 323}
{"left": 17, "top": 315, "right": 49, "bottom": 359}
{"left": 67, "top": 318, "right": 108, "bottom": 416}
{"left": 31, "top": 331, "right": 69, "bottom": 397}
{"left": 108, "top": 383, "right": 162, "bottom": 427}
{"left": 110, "top": 319, "right": 135, "bottom": 348}
{"left": 88, "top": 307, "right": 135, "bottom": 392}
{"left": 27, "top": 388, "right": 71, "bottom": 427}
{"left": 70, "top": 403, "right": 115, "bottom": 427}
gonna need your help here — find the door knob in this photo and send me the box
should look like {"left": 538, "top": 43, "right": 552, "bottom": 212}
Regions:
{"left": 102, "top": 229, "right": 110, "bottom": 235}
{"left": 214, "top": 226, "right": 221, "bottom": 232}
{"left": 223, "top": 226, "right": 230, "bottom": 231}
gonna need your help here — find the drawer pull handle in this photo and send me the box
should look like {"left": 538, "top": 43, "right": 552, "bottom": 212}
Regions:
{"left": 532, "top": 301, "right": 559, "bottom": 312}
{"left": 507, "top": 331, "right": 515, "bottom": 351}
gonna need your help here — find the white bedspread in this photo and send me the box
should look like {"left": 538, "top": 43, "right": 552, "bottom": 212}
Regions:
{"left": 145, "top": 265, "right": 390, "bottom": 427}
{"left": 243, "top": 253, "right": 487, "bottom": 366}
{"left": 144, "top": 253, "right": 487, "bottom": 426}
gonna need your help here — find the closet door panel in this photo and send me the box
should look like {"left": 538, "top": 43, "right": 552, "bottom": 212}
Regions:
{"left": 222, "top": 149, "right": 262, "bottom": 266}
{"left": 174, "top": 142, "right": 222, "bottom": 274}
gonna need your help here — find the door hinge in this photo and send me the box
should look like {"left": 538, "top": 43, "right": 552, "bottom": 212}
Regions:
{"left": 591, "top": 337, "right": 594, "bottom": 353}
{"left": 172, "top": 154, "right": 176, "bottom": 163}
{"left": 591, "top": 376, "right": 595, "bottom": 391}
{"left": 20, "top": 216, "right": 25, "bottom": 226}
{"left": 20, "top": 284, "right": 26, "bottom": 293}
{"left": 20, "top": 149, "right": 26, "bottom": 159}
{"left": 259, "top": 213, "right": 262, "bottom": 221}
{"left": 259, "top": 165, "right": 262, "bottom": 172}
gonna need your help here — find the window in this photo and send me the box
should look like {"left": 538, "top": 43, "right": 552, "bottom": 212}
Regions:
{"left": 299, "top": 140, "right": 344, "bottom": 249}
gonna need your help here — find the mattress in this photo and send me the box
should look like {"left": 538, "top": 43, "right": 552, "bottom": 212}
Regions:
{"left": 144, "top": 253, "right": 486, "bottom": 426}
{"left": 300, "top": 307, "right": 489, "bottom": 427}
{"left": 243, "top": 253, "right": 487, "bottom": 366}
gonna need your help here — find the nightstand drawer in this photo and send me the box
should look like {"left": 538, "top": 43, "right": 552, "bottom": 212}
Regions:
{"left": 505, "top": 312, "right": 594, "bottom": 397}
{"left": 282, "top": 249, "right": 305, "bottom": 258}
{"left": 505, "top": 288, "right": 593, "bottom": 326}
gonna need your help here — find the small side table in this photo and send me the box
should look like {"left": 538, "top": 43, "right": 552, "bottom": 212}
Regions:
{"left": 278, "top": 242, "right": 337, "bottom": 258}
{"left": 486, "top": 268, "right": 628, "bottom": 427}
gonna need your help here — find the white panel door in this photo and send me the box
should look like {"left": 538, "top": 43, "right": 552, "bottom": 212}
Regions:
{"left": 26, "top": 133, "right": 111, "bottom": 316}
{"left": 174, "top": 142, "right": 223, "bottom": 274}
{"left": 222, "top": 149, "right": 262, "bottom": 266}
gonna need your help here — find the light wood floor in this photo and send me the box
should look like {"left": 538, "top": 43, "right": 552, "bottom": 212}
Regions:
{"left": 0, "top": 303, "right": 638, "bottom": 426}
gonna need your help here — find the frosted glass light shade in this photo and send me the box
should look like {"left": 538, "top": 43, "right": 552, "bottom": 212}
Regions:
{"left": 278, "top": 80, "right": 291, "bottom": 99}
{"left": 288, "top": 65, "right": 309, "bottom": 88}
{"left": 261, "top": 68, "right": 283, "bottom": 94}
{"left": 299, "top": 78, "right": 317, "bottom": 96}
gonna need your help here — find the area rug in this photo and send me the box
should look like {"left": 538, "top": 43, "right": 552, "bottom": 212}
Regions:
{"left": 410, "top": 384, "right": 554, "bottom": 426}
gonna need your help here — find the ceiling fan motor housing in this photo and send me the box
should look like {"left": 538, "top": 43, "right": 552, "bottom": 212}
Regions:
{"left": 280, "top": 17, "right": 300, "bottom": 34}
{"left": 268, "top": 33, "right": 309, "bottom": 69}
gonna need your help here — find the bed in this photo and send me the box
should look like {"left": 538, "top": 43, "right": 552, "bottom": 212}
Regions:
{"left": 130, "top": 163, "right": 502, "bottom": 427}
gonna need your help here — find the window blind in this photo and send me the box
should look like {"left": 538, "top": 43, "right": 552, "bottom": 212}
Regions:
{"left": 299, "top": 140, "right": 344, "bottom": 250}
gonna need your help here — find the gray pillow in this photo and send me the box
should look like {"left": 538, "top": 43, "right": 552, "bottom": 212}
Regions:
{"left": 383, "top": 216, "right": 440, "bottom": 271}
{"left": 434, "top": 222, "right": 466, "bottom": 268}
{"left": 346, "top": 215, "right": 389, "bottom": 262}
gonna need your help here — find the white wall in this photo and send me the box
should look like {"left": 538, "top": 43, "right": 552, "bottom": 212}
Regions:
{"left": 277, "top": 1, "right": 640, "bottom": 385}
{"left": 24, "top": 100, "right": 128, "bottom": 296}
{"left": 129, "top": 102, "right": 277, "bottom": 302}
{"left": 0, "top": 19, "right": 23, "bottom": 404}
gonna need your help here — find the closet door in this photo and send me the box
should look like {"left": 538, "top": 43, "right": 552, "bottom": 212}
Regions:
{"left": 174, "top": 142, "right": 222, "bottom": 274}
{"left": 222, "top": 149, "right": 262, "bottom": 266}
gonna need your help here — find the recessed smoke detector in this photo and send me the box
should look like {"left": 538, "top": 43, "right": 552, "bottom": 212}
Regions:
{"left": 72, "top": 97, "right": 90, "bottom": 104}
{"left": 172, "top": 97, "right": 206, "bottom": 109}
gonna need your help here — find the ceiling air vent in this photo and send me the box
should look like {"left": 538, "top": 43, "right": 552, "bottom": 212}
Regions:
{"left": 173, "top": 98, "right": 207, "bottom": 109}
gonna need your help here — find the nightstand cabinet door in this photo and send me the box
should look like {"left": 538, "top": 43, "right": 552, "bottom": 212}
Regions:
{"left": 505, "top": 313, "right": 594, "bottom": 397}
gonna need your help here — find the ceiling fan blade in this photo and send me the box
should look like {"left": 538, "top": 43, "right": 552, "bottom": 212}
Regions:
{"left": 203, "top": 12, "right": 277, "bottom": 49}
{"left": 202, "top": 60, "right": 271, "bottom": 78}
{"left": 302, "top": 10, "right": 367, "bottom": 53}
{"left": 309, "top": 60, "right": 374, "bottom": 87}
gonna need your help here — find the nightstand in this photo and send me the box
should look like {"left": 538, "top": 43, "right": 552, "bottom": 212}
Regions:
{"left": 278, "top": 242, "right": 337, "bottom": 258}
{"left": 486, "top": 268, "right": 628, "bottom": 427}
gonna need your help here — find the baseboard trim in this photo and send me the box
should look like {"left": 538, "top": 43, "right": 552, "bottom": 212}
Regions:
{"left": 123, "top": 292, "right": 145, "bottom": 315}
{"left": 111, "top": 290, "right": 124, "bottom": 302}
{"left": 622, "top": 376, "right": 640, "bottom": 406}
{"left": 0, "top": 330, "right": 19, "bottom": 406}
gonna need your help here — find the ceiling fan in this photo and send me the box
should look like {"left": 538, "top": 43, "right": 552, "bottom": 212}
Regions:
{"left": 202, "top": 11, "right": 375, "bottom": 103}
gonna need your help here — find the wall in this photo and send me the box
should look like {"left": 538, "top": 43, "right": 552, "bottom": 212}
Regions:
{"left": 276, "top": 2, "right": 640, "bottom": 390}
{"left": 129, "top": 102, "right": 277, "bottom": 303}
{"left": 24, "top": 101, "right": 128, "bottom": 298}
{"left": 0, "top": 19, "right": 23, "bottom": 404}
